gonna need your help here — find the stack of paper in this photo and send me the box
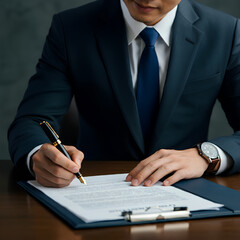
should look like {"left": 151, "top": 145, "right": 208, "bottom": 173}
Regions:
{"left": 29, "top": 173, "right": 223, "bottom": 223}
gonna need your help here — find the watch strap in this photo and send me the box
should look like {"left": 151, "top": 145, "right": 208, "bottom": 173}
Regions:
{"left": 205, "top": 158, "right": 221, "bottom": 174}
{"left": 196, "top": 143, "right": 221, "bottom": 174}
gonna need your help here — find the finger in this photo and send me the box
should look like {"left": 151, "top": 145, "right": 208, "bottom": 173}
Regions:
{"left": 131, "top": 157, "right": 172, "bottom": 186}
{"left": 126, "top": 162, "right": 146, "bottom": 183}
{"left": 162, "top": 169, "right": 187, "bottom": 186}
{"left": 126, "top": 155, "right": 154, "bottom": 181}
{"left": 36, "top": 174, "right": 73, "bottom": 188}
{"left": 42, "top": 144, "right": 80, "bottom": 173}
{"left": 32, "top": 144, "right": 77, "bottom": 187}
{"left": 64, "top": 145, "right": 84, "bottom": 168}
{"left": 126, "top": 156, "right": 158, "bottom": 182}
{"left": 143, "top": 161, "right": 179, "bottom": 186}
{"left": 44, "top": 161, "right": 76, "bottom": 180}
{"left": 33, "top": 156, "right": 75, "bottom": 181}
{"left": 34, "top": 159, "right": 74, "bottom": 187}
{"left": 126, "top": 149, "right": 171, "bottom": 182}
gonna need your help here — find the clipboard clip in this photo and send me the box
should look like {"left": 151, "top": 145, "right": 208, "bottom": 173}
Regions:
{"left": 122, "top": 207, "right": 190, "bottom": 222}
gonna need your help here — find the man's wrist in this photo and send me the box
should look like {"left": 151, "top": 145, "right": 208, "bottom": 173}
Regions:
{"left": 26, "top": 145, "right": 42, "bottom": 177}
{"left": 213, "top": 144, "right": 233, "bottom": 175}
{"left": 196, "top": 142, "right": 221, "bottom": 175}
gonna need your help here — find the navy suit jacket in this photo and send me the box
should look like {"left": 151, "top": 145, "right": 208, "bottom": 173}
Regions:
{"left": 8, "top": 0, "right": 240, "bottom": 176}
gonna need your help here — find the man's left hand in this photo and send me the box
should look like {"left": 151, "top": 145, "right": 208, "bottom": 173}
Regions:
{"left": 126, "top": 148, "right": 208, "bottom": 186}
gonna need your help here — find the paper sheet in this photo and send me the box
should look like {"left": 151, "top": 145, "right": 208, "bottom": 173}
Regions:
{"left": 28, "top": 173, "right": 223, "bottom": 223}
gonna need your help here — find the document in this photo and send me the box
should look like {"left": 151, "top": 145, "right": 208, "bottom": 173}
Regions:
{"left": 28, "top": 173, "right": 223, "bottom": 223}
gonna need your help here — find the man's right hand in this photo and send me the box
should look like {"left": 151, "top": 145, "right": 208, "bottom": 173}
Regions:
{"left": 30, "top": 143, "right": 84, "bottom": 188}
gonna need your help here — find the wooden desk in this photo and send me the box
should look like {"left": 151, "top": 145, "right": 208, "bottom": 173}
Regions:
{"left": 1, "top": 160, "right": 240, "bottom": 240}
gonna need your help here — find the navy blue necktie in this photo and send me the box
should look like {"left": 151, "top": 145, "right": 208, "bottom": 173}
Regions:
{"left": 137, "top": 28, "right": 160, "bottom": 140}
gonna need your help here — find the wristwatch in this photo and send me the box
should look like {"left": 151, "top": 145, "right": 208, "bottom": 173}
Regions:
{"left": 196, "top": 142, "right": 221, "bottom": 174}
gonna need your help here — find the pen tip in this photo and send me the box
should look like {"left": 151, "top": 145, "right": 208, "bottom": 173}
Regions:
{"left": 81, "top": 180, "right": 87, "bottom": 185}
{"left": 78, "top": 177, "right": 87, "bottom": 185}
{"left": 76, "top": 173, "right": 87, "bottom": 185}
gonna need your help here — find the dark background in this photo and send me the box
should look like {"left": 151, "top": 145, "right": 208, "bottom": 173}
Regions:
{"left": 1, "top": 0, "right": 240, "bottom": 160}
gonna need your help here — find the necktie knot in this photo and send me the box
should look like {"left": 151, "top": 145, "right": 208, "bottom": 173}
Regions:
{"left": 140, "top": 28, "right": 159, "bottom": 47}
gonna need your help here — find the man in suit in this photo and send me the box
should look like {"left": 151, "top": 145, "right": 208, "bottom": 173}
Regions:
{"left": 8, "top": 0, "right": 240, "bottom": 187}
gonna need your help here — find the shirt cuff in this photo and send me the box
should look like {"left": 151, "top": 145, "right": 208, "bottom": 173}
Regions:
{"left": 26, "top": 145, "right": 43, "bottom": 177}
{"left": 213, "top": 144, "right": 233, "bottom": 175}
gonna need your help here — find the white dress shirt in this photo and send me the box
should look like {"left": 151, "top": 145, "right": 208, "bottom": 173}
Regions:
{"left": 120, "top": 0, "right": 176, "bottom": 96}
{"left": 26, "top": 1, "right": 232, "bottom": 176}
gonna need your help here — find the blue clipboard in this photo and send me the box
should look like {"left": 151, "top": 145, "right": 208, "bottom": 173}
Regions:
{"left": 18, "top": 178, "right": 240, "bottom": 229}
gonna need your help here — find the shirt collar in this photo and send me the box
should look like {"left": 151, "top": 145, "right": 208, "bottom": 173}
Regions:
{"left": 120, "top": 0, "right": 178, "bottom": 46}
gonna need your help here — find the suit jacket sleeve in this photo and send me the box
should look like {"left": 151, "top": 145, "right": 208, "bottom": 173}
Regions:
{"left": 211, "top": 19, "right": 240, "bottom": 174}
{"left": 8, "top": 14, "right": 73, "bottom": 171}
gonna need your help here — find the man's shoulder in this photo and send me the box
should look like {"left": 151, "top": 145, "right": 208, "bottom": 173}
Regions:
{"left": 55, "top": 0, "right": 116, "bottom": 24}
{"left": 190, "top": 0, "right": 237, "bottom": 22}
{"left": 182, "top": 0, "right": 238, "bottom": 35}
{"left": 57, "top": 0, "right": 104, "bottom": 21}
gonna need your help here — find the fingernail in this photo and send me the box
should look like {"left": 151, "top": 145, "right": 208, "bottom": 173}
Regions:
{"left": 144, "top": 180, "right": 152, "bottom": 186}
{"left": 126, "top": 175, "right": 132, "bottom": 182}
{"left": 131, "top": 179, "right": 138, "bottom": 186}
{"left": 73, "top": 167, "right": 79, "bottom": 173}
{"left": 164, "top": 180, "right": 169, "bottom": 186}
{"left": 76, "top": 159, "right": 81, "bottom": 167}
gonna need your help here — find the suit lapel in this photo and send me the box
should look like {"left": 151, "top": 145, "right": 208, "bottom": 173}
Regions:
{"left": 149, "top": 0, "right": 204, "bottom": 154}
{"left": 94, "top": 0, "right": 145, "bottom": 154}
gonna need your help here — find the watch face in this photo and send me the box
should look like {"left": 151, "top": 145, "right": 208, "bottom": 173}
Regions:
{"left": 201, "top": 143, "right": 218, "bottom": 159}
